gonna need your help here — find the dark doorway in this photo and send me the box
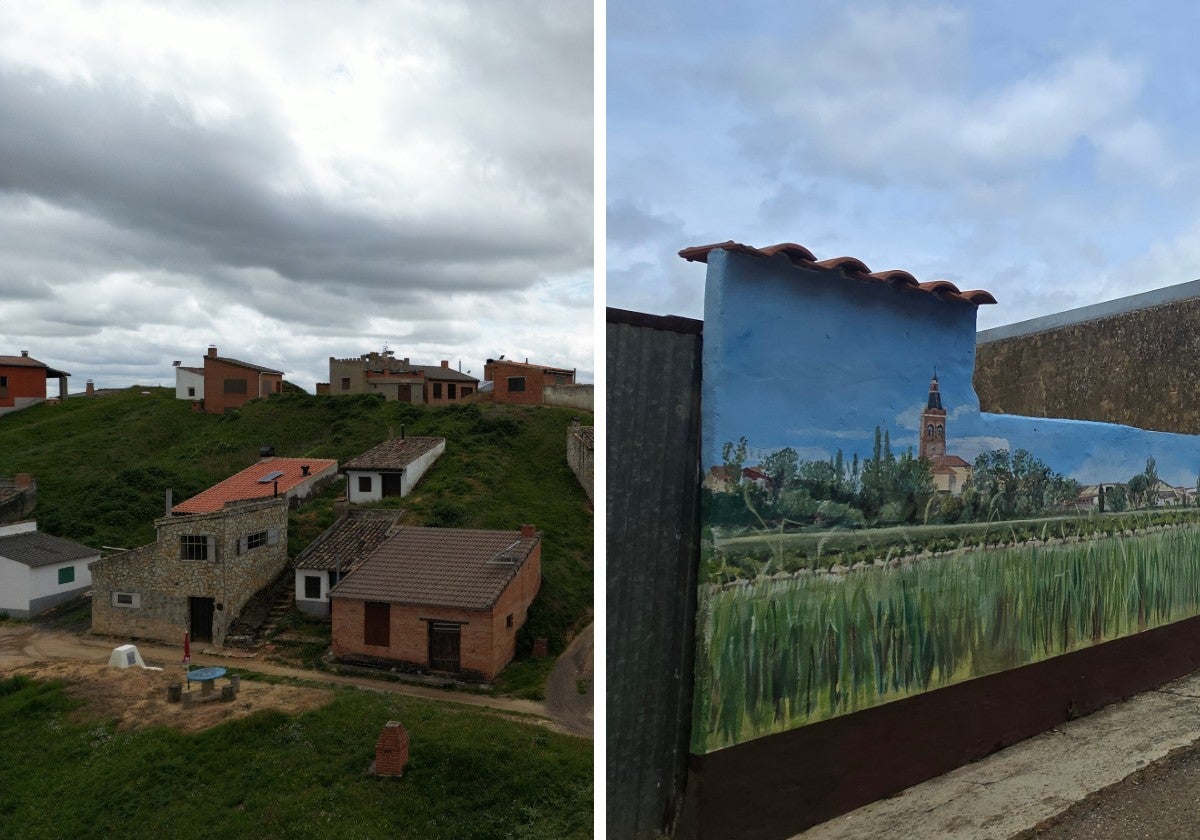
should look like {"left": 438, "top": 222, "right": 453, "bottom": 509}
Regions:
{"left": 189, "top": 596, "right": 215, "bottom": 643}
{"left": 429, "top": 622, "right": 461, "bottom": 673}
{"left": 382, "top": 472, "right": 404, "bottom": 497}
{"left": 364, "top": 601, "right": 390, "bottom": 646}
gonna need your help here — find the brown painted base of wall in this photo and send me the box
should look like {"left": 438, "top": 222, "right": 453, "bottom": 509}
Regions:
{"left": 676, "top": 614, "right": 1200, "bottom": 840}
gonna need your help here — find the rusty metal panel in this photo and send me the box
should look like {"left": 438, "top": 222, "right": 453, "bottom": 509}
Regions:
{"left": 606, "top": 307, "right": 703, "bottom": 840}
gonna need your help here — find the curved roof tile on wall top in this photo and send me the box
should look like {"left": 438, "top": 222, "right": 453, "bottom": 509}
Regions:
{"left": 678, "top": 240, "right": 997, "bottom": 306}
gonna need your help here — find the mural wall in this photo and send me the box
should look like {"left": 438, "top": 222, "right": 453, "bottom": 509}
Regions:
{"left": 692, "top": 242, "right": 1200, "bottom": 754}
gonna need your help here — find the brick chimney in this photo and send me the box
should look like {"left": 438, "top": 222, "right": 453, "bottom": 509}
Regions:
{"left": 207, "top": 345, "right": 218, "bottom": 357}
{"left": 86, "top": 380, "right": 95, "bottom": 397}
{"left": 20, "top": 350, "right": 28, "bottom": 358}
{"left": 440, "top": 360, "right": 449, "bottom": 368}
{"left": 374, "top": 721, "right": 409, "bottom": 777}
{"left": 520, "top": 523, "right": 537, "bottom": 538}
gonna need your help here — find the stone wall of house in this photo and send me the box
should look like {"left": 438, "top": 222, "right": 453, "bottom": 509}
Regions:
{"left": 974, "top": 297, "right": 1200, "bottom": 435}
{"left": 545, "top": 383, "right": 593, "bottom": 411}
{"left": 0, "top": 475, "right": 36, "bottom": 524}
{"left": 91, "top": 497, "right": 289, "bottom": 645}
{"left": 567, "top": 422, "right": 594, "bottom": 501}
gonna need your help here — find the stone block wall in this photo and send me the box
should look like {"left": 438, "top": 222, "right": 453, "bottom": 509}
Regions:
{"left": 567, "top": 423, "right": 594, "bottom": 501}
{"left": 0, "top": 475, "right": 36, "bottom": 524}
{"left": 545, "top": 383, "right": 593, "bottom": 411}
{"left": 91, "top": 497, "right": 289, "bottom": 645}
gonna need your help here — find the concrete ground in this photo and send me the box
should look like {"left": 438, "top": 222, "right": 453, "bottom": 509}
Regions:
{"left": 792, "top": 670, "right": 1200, "bottom": 840}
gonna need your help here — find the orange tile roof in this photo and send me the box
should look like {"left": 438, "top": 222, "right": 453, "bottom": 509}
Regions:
{"left": 678, "top": 241, "right": 998, "bottom": 306}
{"left": 173, "top": 457, "right": 338, "bottom": 514}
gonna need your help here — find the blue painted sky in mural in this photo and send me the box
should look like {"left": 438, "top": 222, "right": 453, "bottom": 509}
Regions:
{"left": 701, "top": 249, "right": 1200, "bottom": 488}
{"left": 610, "top": 1, "right": 1200, "bottom": 330}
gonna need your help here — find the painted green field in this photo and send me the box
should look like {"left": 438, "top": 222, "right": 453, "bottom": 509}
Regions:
{"left": 693, "top": 525, "right": 1200, "bottom": 753}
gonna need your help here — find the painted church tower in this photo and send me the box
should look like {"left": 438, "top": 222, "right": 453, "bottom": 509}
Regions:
{"left": 920, "top": 373, "right": 946, "bottom": 459}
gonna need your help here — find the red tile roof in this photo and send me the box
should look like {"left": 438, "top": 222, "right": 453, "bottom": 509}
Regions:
{"left": 678, "top": 241, "right": 997, "bottom": 306}
{"left": 173, "top": 457, "right": 338, "bottom": 514}
{"left": 931, "top": 454, "right": 972, "bottom": 469}
{"left": 209, "top": 355, "right": 284, "bottom": 375}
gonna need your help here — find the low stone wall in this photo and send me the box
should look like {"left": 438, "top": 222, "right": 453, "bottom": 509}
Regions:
{"left": 0, "top": 475, "right": 36, "bottom": 524}
{"left": 545, "top": 383, "right": 593, "bottom": 411}
{"left": 567, "top": 423, "right": 594, "bottom": 501}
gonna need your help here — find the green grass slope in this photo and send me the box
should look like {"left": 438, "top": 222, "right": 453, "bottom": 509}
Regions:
{"left": 0, "top": 389, "right": 592, "bottom": 651}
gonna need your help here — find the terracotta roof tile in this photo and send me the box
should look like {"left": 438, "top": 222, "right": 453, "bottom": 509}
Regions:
{"left": 343, "top": 437, "right": 445, "bottom": 471}
{"left": 931, "top": 454, "right": 972, "bottom": 469}
{"left": 173, "top": 457, "right": 338, "bottom": 514}
{"left": 294, "top": 509, "right": 402, "bottom": 572}
{"left": 329, "top": 526, "right": 539, "bottom": 610}
{"left": 678, "top": 241, "right": 997, "bottom": 306}
{"left": 0, "top": 355, "right": 47, "bottom": 368}
{"left": 485, "top": 358, "right": 576, "bottom": 375}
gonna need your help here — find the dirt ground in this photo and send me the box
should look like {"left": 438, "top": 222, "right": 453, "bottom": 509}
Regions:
{"left": 3, "top": 659, "right": 334, "bottom": 734}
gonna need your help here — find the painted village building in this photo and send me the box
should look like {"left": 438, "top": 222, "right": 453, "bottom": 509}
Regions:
{"left": 330, "top": 525, "right": 542, "bottom": 680}
{"left": 318, "top": 350, "right": 478, "bottom": 404}
{"left": 175, "top": 346, "right": 284, "bottom": 414}
{"left": 0, "top": 352, "right": 70, "bottom": 417}
{"left": 0, "top": 521, "right": 99, "bottom": 619}
{"left": 343, "top": 436, "right": 445, "bottom": 504}
{"left": 483, "top": 357, "right": 576, "bottom": 406}
{"left": 293, "top": 508, "right": 401, "bottom": 617}
{"left": 919, "top": 373, "right": 972, "bottom": 496}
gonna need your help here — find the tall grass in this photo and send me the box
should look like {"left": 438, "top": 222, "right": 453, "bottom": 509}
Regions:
{"left": 693, "top": 526, "right": 1200, "bottom": 753}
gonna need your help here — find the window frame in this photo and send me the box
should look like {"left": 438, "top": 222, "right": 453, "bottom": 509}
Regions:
{"left": 223, "top": 377, "right": 248, "bottom": 395}
{"left": 58, "top": 565, "right": 75, "bottom": 585}
{"left": 180, "top": 535, "right": 211, "bottom": 561}
{"left": 507, "top": 376, "right": 526, "bottom": 393}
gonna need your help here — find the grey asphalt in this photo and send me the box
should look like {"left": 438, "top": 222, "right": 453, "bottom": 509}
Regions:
{"left": 791, "top": 670, "right": 1200, "bottom": 840}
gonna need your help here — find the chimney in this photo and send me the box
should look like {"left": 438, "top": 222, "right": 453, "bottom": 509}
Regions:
{"left": 440, "top": 360, "right": 449, "bottom": 368}
{"left": 520, "top": 523, "right": 537, "bottom": 538}
{"left": 20, "top": 350, "right": 28, "bottom": 357}
{"left": 14, "top": 473, "right": 32, "bottom": 489}
{"left": 207, "top": 345, "right": 218, "bottom": 357}
{"left": 374, "top": 721, "right": 410, "bottom": 777}
{"left": 301, "top": 465, "right": 310, "bottom": 477}
{"left": 86, "top": 380, "right": 95, "bottom": 397}
{"left": 165, "top": 488, "right": 173, "bottom": 515}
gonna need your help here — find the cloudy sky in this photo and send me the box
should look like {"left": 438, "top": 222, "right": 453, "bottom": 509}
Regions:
{"left": 1, "top": 0, "right": 593, "bottom": 393}
{"left": 608, "top": 1, "right": 1200, "bottom": 331}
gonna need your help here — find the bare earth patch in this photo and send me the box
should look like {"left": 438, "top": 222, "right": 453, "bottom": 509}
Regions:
{"left": 8, "top": 660, "right": 334, "bottom": 733}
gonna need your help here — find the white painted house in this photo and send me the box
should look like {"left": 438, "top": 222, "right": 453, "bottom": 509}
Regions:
{"left": 173, "top": 363, "right": 204, "bottom": 401}
{"left": 292, "top": 509, "right": 400, "bottom": 616}
{"left": 343, "top": 436, "right": 446, "bottom": 504}
{"left": 0, "top": 521, "right": 99, "bottom": 618}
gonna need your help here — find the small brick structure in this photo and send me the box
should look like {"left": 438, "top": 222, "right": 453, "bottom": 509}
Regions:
{"left": 373, "top": 720, "right": 410, "bottom": 777}
{"left": 532, "top": 638, "right": 549, "bottom": 658}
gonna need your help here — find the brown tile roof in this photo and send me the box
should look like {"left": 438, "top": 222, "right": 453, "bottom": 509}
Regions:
{"left": 173, "top": 457, "right": 338, "bottom": 514}
{"left": 0, "top": 355, "right": 70, "bottom": 377}
{"left": 329, "top": 527, "right": 539, "bottom": 610}
{"left": 485, "top": 358, "right": 575, "bottom": 376}
{"left": 931, "top": 454, "right": 972, "bottom": 469}
{"left": 343, "top": 437, "right": 445, "bottom": 472}
{"left": 365, "top": 362, "right": 478, "bottom": 382}
{"left": 0, "top": 530, "right": 98, "bottom": 568}
{"left": 678, "top": 241, "right": 998, "bottom": 306}
{"left": 294, "top": 509, "right": 402, "bottom": 572}
{"left": 209, "top": 356, "right": 284, "bottom": 375}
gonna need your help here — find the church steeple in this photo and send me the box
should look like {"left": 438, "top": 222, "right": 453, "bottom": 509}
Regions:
{"left": 920, "top": 372, "right": 946, "bottom": 459}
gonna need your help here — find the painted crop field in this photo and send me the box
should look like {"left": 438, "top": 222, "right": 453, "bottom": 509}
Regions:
{"left": 693, "top": 525, "right": 1200, "bottom": 753}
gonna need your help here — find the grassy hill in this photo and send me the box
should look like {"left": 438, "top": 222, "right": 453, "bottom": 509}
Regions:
{"left": 0, "top": 389, "right": 592, "bottom": 652}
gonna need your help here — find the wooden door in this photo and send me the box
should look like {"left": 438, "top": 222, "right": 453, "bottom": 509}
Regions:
{"left": 428, "top": 622, "right": 461, "bottom": 673}
{"left": 189, "top": 596, "right": 215, "bottom": 643}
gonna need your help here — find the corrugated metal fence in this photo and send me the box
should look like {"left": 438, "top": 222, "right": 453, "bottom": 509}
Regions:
{"left": 607, "top": 308, "right": 703, "bottom": 840}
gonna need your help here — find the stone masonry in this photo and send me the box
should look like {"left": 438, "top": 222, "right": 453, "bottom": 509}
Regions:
{"left": 91, "top": 497, "right": 289, "bottom": 646}
{"left": 567, "top": 421, "right": 594, "bottom": 501}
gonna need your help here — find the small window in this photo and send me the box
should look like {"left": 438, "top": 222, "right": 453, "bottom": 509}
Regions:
{"left": 461, "top": 387, "right": 472, "bottom": 396}
{"left": 358, "top": 476, "right": 372, "bottom": 493}
{"left": 112, "top": 592, "right": 140, "bottom": 608}
{"left": 187, "top": 386, "right": 196, "bottom": 397}
{"left": 433, "top": 382, "right": 443, "bottom": 399}
{"left": 247, "top": 531, "right": 268, "bottom": 550}
{"left": 180, "top": 535, "right": 210, "bottom": 561}
{"left": 448, "top": 383, "right": 457, "bottom": 399}
{"left": 58, "top": 566, "right": 75, "bottom": 585}
{"left": 224, "top": 378, "right": 248, "bottom": 395}
{"left": 0, "top": 375, "right": 7, "bottom": 387}
{"left": 341, "top": 377, "right": 351, "bottom": 390}
{"left": 507, "top": 376, "right": 526, "bottom": 393}
{"left": 506, "top": 613, "right": 514, "bottom": 629}
{"left": 304, "top": 575, "right": 321, "bottom": 599}
{"left": 555, "top": 375, "right": 566, "bottom": 385}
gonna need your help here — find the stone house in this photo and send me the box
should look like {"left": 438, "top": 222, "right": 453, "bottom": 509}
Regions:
{"left": 91, "top": 497, "right": 288, "bottom": 645}
{"left": 0, "top": 521, "right": 99, "bottom": 618}
{"left": 330, "top": 524, "right": 542, "bottom": 680}
{"left": 343, "top": 436, "right": 445, "bottom": 504}
{"left": 293, "top": 508, "right": 401, "bottom": 616}
{"left": 318, "top": 350, "right": 478, "bottom": 404}
{"left": 0, "top": 351, "right": 70, "bottom": 416}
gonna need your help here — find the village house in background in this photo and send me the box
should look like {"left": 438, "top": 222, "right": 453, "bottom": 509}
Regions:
{"left": 173, "top": 346, "right": 284, "bottom": 414}
{"left": 0, "top": 351, "right": 70, "bottom": 417}
{"left": 316, "top": 350, "right": 478, "bottom": 404}
{"left": 293, "top": 507, "right": 401, "bottom": 617}
{"left": 702, "top": 465, "right": 773, "bottom": 494}
{"left": 170, "top": 456, "right": 338, "bottom": 514}
{"left": 0, "top": 520, "right": 99, "bottom": 618}
{"left": 483, "top": 356, "right": 594, "bottom": 411}
{"left": 0, "top": 474, "right": 37, "bottom": 524}
{"left": 330, "top": 524, "right": 542, "bottom": 680}
{"left": 343, "top": 436, "right": 445, "bottom": 504}
{"left": 91, "top": 496, "right": 288, "bottom": 645}
{"left": 920, "top": 374, "right": 972, "bottom": 496}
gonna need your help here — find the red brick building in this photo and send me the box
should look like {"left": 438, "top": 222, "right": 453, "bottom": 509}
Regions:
{"left": 330, "top": 525, "right": 541, "bottom": 680}
{"left": 0, "top": 352, "right": 70, "bottom": 416}
{"left": 200, "top": 346, "right": 284, "bottom": 414}
{"left": 483, "top": 358, "right": 575, "bottom": 405}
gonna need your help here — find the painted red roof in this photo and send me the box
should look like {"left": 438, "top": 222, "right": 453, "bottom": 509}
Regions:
{"left": 931, "top": 454, "right": 972, "bottom": 469}
{"left": 173, "top": 457, "right": 338, "bottom": 514}
{"left": 678, "top": 241, "right": 997, "bottom": 306}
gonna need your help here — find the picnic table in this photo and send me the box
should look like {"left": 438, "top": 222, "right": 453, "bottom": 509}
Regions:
{"left": 186, "top": 666, "right": 227, "bottom": 695}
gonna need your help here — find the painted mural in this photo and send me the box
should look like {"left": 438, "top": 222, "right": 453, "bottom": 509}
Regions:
{"left": 691, "top": 242, "right": 1200, "bottom": 754}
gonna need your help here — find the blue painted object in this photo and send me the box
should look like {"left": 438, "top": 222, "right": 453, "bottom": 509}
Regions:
{"left": 186, "top": 666, "right": 226, "bottom": 686}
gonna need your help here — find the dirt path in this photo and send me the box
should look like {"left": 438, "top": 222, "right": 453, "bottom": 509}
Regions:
{"left": 545, "top": 621, "right": 594, "bottom": 736}
{"left": 0, "top": 622, "right": 592, "bottom": 738}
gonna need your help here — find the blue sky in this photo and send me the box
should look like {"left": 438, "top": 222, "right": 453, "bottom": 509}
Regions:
{"left": 608, "top": 1, "right": 1200, "bottom": 331}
